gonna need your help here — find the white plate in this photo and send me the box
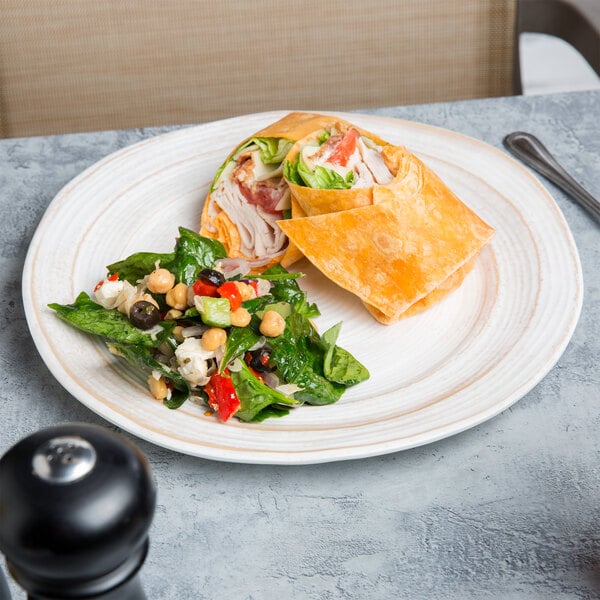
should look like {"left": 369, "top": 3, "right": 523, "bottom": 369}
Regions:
{"left": 22, "top": 111, "right": 583, "bottom": 464}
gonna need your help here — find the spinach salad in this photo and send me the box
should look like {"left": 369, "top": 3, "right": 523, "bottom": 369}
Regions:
{"left": 49, "top": 227, "right": 369, "bottom": 423}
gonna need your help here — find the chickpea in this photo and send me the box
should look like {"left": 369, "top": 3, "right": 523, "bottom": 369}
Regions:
{"left": 147, "top": 374, "right": 168, "bottom": 401}
{"left": 233, "top": 281, "right": 256, "bottom": 301}
{"left": 259, "top": 310, "right": 286, "bottom": 337}
{"left": 147, "top": 268, "right": 175, "bottom": 294}
{"left": 230, "top": 306, "right": 251, "bottom": 327}
{"left": 165, "top": 282, "right": 188, "bottom": 310}
{"left": 202, "top": 327, "right": 227, "bottom": 351}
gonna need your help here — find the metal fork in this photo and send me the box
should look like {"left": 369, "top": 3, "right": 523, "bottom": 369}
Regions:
{"left": 503, "top": 131, "right": 600, "bottom": 224}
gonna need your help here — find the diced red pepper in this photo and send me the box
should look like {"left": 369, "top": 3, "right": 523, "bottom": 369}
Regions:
{"left": 328, "top": 128, "right": 360, "bottom": 167}
{"left": 205, "top": 372, "right": 240, "bottom": 422}
{"left": 192, "top": 279, "right": 219, "bottom": 297}
{"left": 217, "top": 281, "right": 243, "bottom": 311}
{"left": 248, "top": 280, "right": 260, "bottom": 296}
{"left": 94, "top": 272, "right": 119, "bottom": 292}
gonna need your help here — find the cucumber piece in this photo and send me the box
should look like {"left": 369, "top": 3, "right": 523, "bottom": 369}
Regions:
{"left": 197, "top": 296, "right": 231, "bottom": 327}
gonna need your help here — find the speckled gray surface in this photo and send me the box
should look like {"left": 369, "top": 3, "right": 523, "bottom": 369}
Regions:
{"left": 1, "top": 91, "right": 599, "bottom": 599}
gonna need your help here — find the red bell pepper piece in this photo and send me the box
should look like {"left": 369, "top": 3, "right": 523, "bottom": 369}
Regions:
{"left": 205, "top": 372, "right": 240, "bottom": 422}
{"left": 217, "top": 281, "right": 243, "bottom": 311}
{"left": 192, "top": 279, "right": 219, "bottom": 297}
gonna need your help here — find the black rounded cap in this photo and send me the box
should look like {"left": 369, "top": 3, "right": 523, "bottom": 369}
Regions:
{"left": 0, "top": 423, "right": 156, "bottom": 598}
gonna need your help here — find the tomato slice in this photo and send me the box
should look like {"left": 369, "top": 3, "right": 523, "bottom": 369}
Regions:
{"left": 327, "top": 128, "right": 360, "bottom": 167}
{"left": 192, "top": 279, "right": 219, "bottom": 297}
{"left": 205, "top": 372, "right": 240, "bottom": 422}
{"left": 217, "top": 281, "right": 243, "bottom": 311}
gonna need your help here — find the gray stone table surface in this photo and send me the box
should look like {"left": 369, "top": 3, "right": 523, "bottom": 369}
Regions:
{"left": 1, "top": 91, "right": 599, "bottom": 599}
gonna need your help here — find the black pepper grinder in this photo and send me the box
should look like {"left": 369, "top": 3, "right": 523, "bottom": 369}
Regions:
{"left": 0, "top": 423, "right": 156, "bottom": 600}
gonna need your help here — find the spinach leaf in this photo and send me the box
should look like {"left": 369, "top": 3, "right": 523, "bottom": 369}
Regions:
{"left": 242, "top": 296, "right": 274, "bottom": 315}
{"left": 169, "top": 227, "right": 227, "bottom": 285}
{"left": 219, "top": 326, "right": 260, "bottom": 374}
{"left": 109, "top": 342, "right": 191, "bottom": 409}
{"left": 107, "top": 228, "right": 226, "bottom": 286}
{"left": 268, "top": 313, "right": 345, "bottom": 406}
{"left": 321, "top": 323, "right": 370, "bottom": 385}
{"left": 264, "top": 265, "right": 320, "bottom": 318}
{"left": 107, "top": 252, "right": 175, "bottom": 285}
{"left": 230, "top": 362, "right": 299, "bottom": 422}
{"left": 249, "top": 405, "right": 291, "bottom": 422}
{"left": 48, "top": 292, "right": 173, "bottom": 348}
{"left": 291, "top": 295, "right": 320, "bottom": 319}
{"left": 254, "top": 270, "right": 302, "bottom": 281}
{"left": 292, "top": 371, "right": 345, "bottom": 406}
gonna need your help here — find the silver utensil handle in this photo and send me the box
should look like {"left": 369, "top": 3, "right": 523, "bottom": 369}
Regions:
{"left": 503, "top": 131, "right": 600, "bottom": 223}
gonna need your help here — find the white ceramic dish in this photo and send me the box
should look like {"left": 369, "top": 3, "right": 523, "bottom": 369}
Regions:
{"left": 22, "top": 111, "right": 583, "bottom": 464}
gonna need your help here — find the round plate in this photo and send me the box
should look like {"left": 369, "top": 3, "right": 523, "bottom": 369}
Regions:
{"left": 22, "top": 111, "right": 583, "bottom": 464}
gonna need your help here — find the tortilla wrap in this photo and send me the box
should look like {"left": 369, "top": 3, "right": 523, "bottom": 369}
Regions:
{"left": 278, "top": 149, "right": 494, "bottom": 323}
{"left": 200, "top": 112, "right": 351, "bottom": 271}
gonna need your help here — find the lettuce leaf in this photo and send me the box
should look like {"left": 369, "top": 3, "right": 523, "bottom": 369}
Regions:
{"left": 211, "top": 136, "right": 293, "bottom": 190}
{"left": 252, "top": 137, "right": 293, "bottom": 164}
{"left": 284, "top": 154, "right": 355, "bottom": 190}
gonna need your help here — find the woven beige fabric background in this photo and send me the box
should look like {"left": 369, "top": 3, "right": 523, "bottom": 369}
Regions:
{"left": 0, "top": 0, "right": 517, "bottom": 138}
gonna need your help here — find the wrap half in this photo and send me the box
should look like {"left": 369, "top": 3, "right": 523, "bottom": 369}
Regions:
{"left": 200, "top": 112, "right": 346, "bottom": 271}
{"left": 278, "top": 148, "right": 494, "bottom": 323}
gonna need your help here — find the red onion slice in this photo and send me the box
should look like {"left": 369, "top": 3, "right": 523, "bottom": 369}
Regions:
{"left": 215, "top": 257, "right": 251, "bottom": 279}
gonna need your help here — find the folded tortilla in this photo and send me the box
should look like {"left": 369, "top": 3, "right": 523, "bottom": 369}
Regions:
{"left": 278, "top": 148, "right": 494, "bottom": 323}
{"left": 200, "top": 112, "right": 349, "bottom": 271}
{"left": 362, "top": 256, "right": 477, "bottom": 323}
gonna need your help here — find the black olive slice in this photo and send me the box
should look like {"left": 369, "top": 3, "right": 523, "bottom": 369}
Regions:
{"left": 198, "top": 268, "right": 225, "bottom": 288}
{"left": 246, "top": 348, "right": 275, "bottom": 373}
{"left": 130, "top": 300, "right": 160, "bottom": 330}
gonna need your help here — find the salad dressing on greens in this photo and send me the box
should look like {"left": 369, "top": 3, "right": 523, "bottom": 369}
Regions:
{"left": 49, "top": 227, "right": 369, "bottom": 423}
